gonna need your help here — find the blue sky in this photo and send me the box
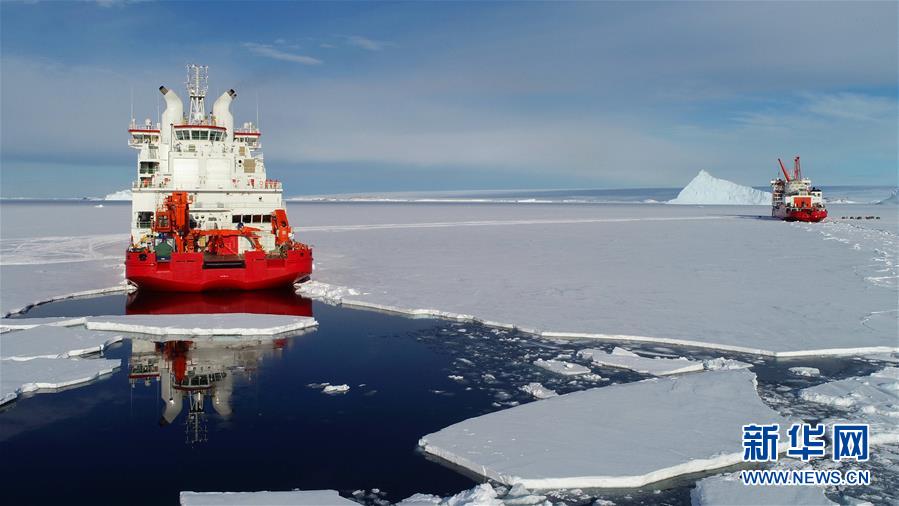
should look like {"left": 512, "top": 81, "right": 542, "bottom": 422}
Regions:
{"left": 1, "top": 1, "right": 896, "bottom": 197}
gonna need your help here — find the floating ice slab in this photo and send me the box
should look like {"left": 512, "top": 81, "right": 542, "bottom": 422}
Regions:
{"left": 0, "top": 316, "right": 86, "bottom": 330}
{"left": 799, "top": 367, "right": 899, "bottom": 445}
{"left": 789, "top": 367, "right": 821, "bottom": 377}
{"left": 397, "top": 483, "right": 506, "bottom": 506}
{"left": 1, "top": 325, "right": 122, "bottom": 360}
{"left": 520, "top": 382, "right": 558, "bottom": 399}
{"left": 1, "top": 357, "right": 121, "bottom": 405}
{"left": 668, "top": 170, "right": 771, "bottom": 205}
{"left": 85, "top": 313, "right": 317, "bottom": 336}
{"left": 180, "top": 490, "right": 356, "bottom": 505}
{"left": 419, "top": 369, "right": 790, "bottom": 489}
{"left": 533, "top": 359, "right": 590, "bottom": 376}
{"left": 691, "top": 472, "right": 836, "bottom": 505}
{"left": 578, "top": 347, "right": 704, "bottom": 376}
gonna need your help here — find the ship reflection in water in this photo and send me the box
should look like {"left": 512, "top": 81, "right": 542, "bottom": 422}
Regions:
{"left": 125, "top": 288, "right": 313, "bottom": 317}
{"left": 125, "top": 288, "right": 313, "bottom": 444}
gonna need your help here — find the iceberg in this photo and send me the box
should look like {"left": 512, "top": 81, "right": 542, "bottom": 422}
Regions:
{"left": 1, "top": 325, "right": 122, "bottom": 360}
{"left": 577, "top": 347, "right": 704, "bottom": 376}
{"left": 103, "top": 189, "right": 132, "bottom": 201}
{"left": 419, "top": 369, "right": 791, "bottom": 489}
{"left": 876, "top": 188, "right": 899, "bottom": 205}
{"left": 668, "top": 170, "right": 771, "bottom": 205}
{"left": 85, "top": 313, "right": 317, "bottom": 337}
{"left": 691, "top": 472, "right": 836, "bottom": 505}
{"left": 180, "top": 490, "right": 356, "bottom": 505}
{"left": 1, "top": 357, "right": 121, "bottom": 405}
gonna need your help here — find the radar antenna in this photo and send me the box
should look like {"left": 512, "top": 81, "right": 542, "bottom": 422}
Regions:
{"left": 185, "top": 64, "right": 209, "bottom": 122}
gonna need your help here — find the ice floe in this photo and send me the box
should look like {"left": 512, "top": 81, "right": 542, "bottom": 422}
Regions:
{"left": 789, "top": 366, "right": 821, "bottom": 377}
{"left": 322, "top": 384, "right": 350, "bottom": 394}
{"left": 691, "top": 471, "right": 836, "bottom": 505}
{"left": 85, "top": 313, "right": 317, "bottom": 336}
{"left": 533, "top": 358, "right": 591, "bottom": 376}
{"left": 702, "top": 357, "right": 752, "bottom": 370}
{"left": 0, "top": 316, "right": 86, "bottom": 330}
{"left": 419, "top": 369, "right": 791, "bottom": 489}
{"left": 1, "top": 357, "right": 121, "bottom": 405}
{"left": 0, "top": 325, "right": 122, "bottom": 360}
{"left": 668, "top": 170, "right": 771, "bottom": 205}
{"left": 577, "top": 347, "right": 704, "bottom": 376}
{"left": 519, "top": 382, "right": 558, "bottom": 399}
{"left": 180, "top": 490, "right": 356, "bottom": 505}
{"left": 799, "top": 367, "right": 899, "bottom": 445}
{"left": 396, "top": 483, "right": 547, "bottom": 506}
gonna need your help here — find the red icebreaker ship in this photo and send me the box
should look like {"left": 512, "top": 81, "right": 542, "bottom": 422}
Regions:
{"left": 124, "top": 65, "right": 312, "bottom": 291}
{"left": 770, "top": 156, "right": 828, "bottom": 223}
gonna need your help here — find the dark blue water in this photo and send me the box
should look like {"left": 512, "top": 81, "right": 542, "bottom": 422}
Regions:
{"left": 3, "top": 292, "right": 895, "bottom": 505}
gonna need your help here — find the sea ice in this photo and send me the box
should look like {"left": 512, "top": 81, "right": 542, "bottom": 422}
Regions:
{"left": 533, "top": 359, "right": 590, "bottom": 376}
{"left": 691, "top": 472, "right": 836, "bottom": 505}
{"left": 1, "top": 357, "right": 121, "bottom": 405}
{"left": 396, "top": 483, "right": 504, "bottom": 506}
{"left": 702, "top": 357, "right": 752, "bottom": 371}
{"left": 799, "top": 367, "right": 899, "bottom": 445}
{"left": 179, "top": 490, "right": 356, "bottom": 505}
{"left": 419, "top": 369, "right": 791, "bottom": 488}
{"left": 668, "top": 170, "right": 771, "bottom": 205}
{"left": 0, "top": 325, "right": 122, "bottom": 360}
{"left": 292, "top": 202, "right": 896, "bottom": 356}
{"left": 789, "top": 367, "right": 821, "bottom": 377}
{"left": 0, "top": 316, "right": 86, "bottom": 330}
{"left": 322, "top": 384, "right": 350, "bottom": 394}
{"left": 577, "top": 347, "right": 704, "bottom": 376}
{"left": 519, "top": 382, "right": 558, "bottom": 399}
{"left": 85, "top": 313, "right": 317, "bottom": 336}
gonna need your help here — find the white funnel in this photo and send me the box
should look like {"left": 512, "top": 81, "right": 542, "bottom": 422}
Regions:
{"left": 159, "top": 85, "right": 183, "bottom": 145}
{"left": 212, "top": 89, "right": 236, "bottom": 138}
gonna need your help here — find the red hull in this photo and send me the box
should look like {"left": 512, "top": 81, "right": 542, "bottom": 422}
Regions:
{"left": 126, "top": 249, "right": 312, "bottom": 292}
{"left": 783, "top": 209, "right": 828, "bottom": 222}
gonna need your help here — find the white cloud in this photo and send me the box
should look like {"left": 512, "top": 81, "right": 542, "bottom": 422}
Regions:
{"left": 242, "top": 42, "right": 322, "bottom": 65}
{"left": 345, "top": 35, "right": 393, "bottom": 51}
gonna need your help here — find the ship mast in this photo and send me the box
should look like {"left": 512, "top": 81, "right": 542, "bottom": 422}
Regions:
{"left": 185, "top": 64, "right": 208, "bottom": 123}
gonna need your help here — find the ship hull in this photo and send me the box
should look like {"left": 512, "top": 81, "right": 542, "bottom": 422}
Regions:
{"left": 126, "top": 249, "right": 312, "bottom": 292}
{"left": 773, "top": 207, "right": 828, "bottom": 223}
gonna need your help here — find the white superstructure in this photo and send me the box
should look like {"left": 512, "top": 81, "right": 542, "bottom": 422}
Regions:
{"left": 128, "top": 65, "right": 283, "bottom": 253}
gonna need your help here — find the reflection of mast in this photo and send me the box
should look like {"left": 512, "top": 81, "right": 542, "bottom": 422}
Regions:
{"left": 129, "top": 338, "right": 290, "bottom": 444}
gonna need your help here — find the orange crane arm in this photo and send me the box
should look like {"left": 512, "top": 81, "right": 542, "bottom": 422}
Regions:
{"left": 778, "top": 158, "right": 791, "bottom": 181}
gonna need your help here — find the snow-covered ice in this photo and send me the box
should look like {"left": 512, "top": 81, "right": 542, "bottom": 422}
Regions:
{"left": 419, "top": 369, "right": 791, "bottom": 488}
{"left": 396, "top": 483, "right": 505, "bottom": 506}
{"left": 0, "top": 325, "right": 122, "bottom": 360}
{"left": 85, "top": 314, "right": 317, "bottom": 336}
{"left": 702, "top": 357, "right": 752, "bottom": 370}
{"left": 578, "top": 347, "right": 704, "bottom": 376}
{"left": 799, "top": 367, "right": 899, "bottom": 445}
{"left": 322, "top": 384, "right": 350, "bottom": 394}
{"left": 533, "top": 358, "right": 590, "bottom": 376}
{"left": 0, "top": 316, "right": 86, "bottom": 330}
{"left": 292, "top": 202, "right": 897, "bottom": 356}
{"left": 1, "top": 357, "right": 121, "bottom": 405}
{"left": 180, "top": 490, "right": 356, "bottom": 505}
{"left": 519, "top": 382, "right": 558, "bottom": 399}
{"left": 668, "top": 170, "right": 771, "bottom": 205}
{"left": 691, "top": 472, "right": 836, "bottom": 505}
{"left": 789, "top": 366, "right": 821, "bottom": 377}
